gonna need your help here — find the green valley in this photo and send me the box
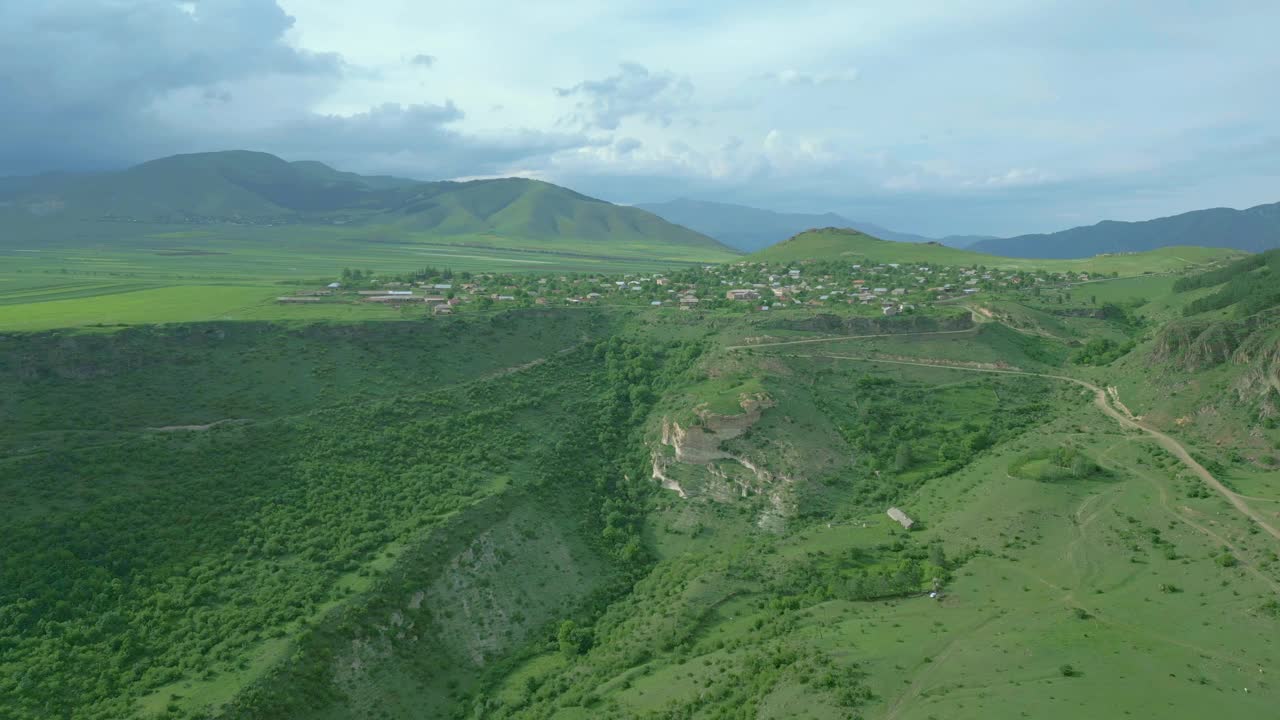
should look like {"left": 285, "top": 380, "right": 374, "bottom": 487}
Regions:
{"left": 8, "top": 7, "right": 1278, "bottom": 718}
{"left": 2, "top": 237, "right": 1278, "bottom": 719}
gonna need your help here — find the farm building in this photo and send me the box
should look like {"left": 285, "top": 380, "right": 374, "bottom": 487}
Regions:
{"left": 432, "top": 304, "right": 453, "bottom": 315}
{"left": 887, "top": 507, "right": 914, "bottom": 529}
{"left": 276, "top": 296, "right": 322, "bottom": 303}
{"left": 726, "top": 289, "right": 760, "bottom": 301}
{"left": 366, "top": 295, "right": 423, "bottom": 303}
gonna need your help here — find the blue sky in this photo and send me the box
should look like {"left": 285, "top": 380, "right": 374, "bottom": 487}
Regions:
{"left": 2, "top": 0, "right": 1277, "bottom": 236}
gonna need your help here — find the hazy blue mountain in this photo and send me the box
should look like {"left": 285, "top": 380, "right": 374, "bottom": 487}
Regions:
{"left": 635, "top": 198, "right": 988, "bottom": 251}
{"left": 972, "top": 201, "right": 1280, "bottom": 258}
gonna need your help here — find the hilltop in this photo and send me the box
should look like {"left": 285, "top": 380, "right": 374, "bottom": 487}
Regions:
{"left": 0, "top": 150, "right": 734, "bottom": 257}
{"left": 637, "top": 198, "right": 991, "bottom": 251}
{"left": 972, "top": 200, "right": 1280, "bottom": 258}
{"left": 748, "top": 227, "right": 1244, "bottom": 273}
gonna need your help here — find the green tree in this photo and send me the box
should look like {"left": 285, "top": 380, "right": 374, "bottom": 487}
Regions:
{"left": 894, "top": 443, "right": 913, "bottom": 472}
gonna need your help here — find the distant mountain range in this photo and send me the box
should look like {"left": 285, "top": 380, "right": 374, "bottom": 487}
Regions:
{"left": 6, "top": 152, "right": 1276, "bottom": 262}
{"left": 0, "top": 150, "right": 733, "bottom": 254}
{"left": 635, "top": 198, "right": 993, "bottom": 252}
{"left": 970, "top": 201, "right": 1280, "bottom": 257}
{"left": 639, "top": 197, "right": 1280, "bottom": 259}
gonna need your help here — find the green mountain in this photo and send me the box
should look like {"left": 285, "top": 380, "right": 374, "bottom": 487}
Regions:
{"left": 0, "top": 150, "right": 733, "bottom": 254}
{"left": 972, "top": 200, "right": 1280, "bottom": 258}
{"left": 636, "top": 198, "right": 992, "bottom": 251}
{"left": 746, "top": 226, "right": 1241, "bottom": 273}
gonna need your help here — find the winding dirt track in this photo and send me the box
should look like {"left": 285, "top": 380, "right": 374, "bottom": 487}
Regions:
{"left": 762, "top": 349, "right": 1280, "bottom": 542}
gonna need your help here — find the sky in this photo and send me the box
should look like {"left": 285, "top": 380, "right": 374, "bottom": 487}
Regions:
{"left": 2, "top": 0, "right": 1278, "bottom": 237}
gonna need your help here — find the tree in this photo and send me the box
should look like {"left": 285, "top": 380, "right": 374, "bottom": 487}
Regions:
{"left": 557, "top": 619, "right": 591, "bottom": 657}
{"left": 894, "top": 443, "right": 913, "bottom": 472}
{"left": 928, "top": 543, "right": 947, "bottom": 570}
{"left": 1070, "top": 453, "right": 1094, "bottom": 478}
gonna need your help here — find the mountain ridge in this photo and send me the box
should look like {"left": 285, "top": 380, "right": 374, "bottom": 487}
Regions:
{"left": 636, "top": 198, "right": 993, "bottom": 251}
{"left": 971, "top": 200, "right": 1280, "bottom": 257}
{"left": 0, "top": 150, "right": 735, "bottom": 254}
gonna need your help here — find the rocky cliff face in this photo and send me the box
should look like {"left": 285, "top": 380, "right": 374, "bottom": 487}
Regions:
{"left": 651, "top": 393, "right": 796, "bottom": 529}
{"left": 1149, "top": 319, "right": 1241, "bottom": 371}
{"left": 1149, "top": 314, "right": 1280, "bottom": 421}
{"left": 1231, "top": 329, "right": 1280, "bottom": 418}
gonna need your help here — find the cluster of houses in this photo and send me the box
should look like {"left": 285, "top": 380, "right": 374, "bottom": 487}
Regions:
{"left": 275, "top": 259, "right": 1092, "bottom": 317}
{"left": 705, "top": 259, "right": 1090, "bottom": 314}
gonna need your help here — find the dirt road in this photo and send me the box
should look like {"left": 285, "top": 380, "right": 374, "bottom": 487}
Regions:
{"left": 724, "top": 327, "right": 977, "bottom": 351}
{"left": 773, "top": 351, "right": 1280, "bottom": 542}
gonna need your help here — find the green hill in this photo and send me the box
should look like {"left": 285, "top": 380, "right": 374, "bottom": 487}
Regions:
{"left": 385, "top": 178, "right": 725, "bottom": 249}
{"left": 972, "top": 200, "right": 1280, "bottom": 258}
{"left": 749, "top": 226, "right": 1244, "bottom": 274}
{"left": 637, "top": 198, "right": 994, "bottom": 251}
{"left": 0, "top": 150, "right": 734, "bottom": 256}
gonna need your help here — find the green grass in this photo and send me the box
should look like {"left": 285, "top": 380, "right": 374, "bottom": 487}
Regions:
{"left": 748, "top": 228, "right": 1244, "bottom": 275}
{"left": 5, "top": 245, "right": 1279, "bottom": 720}
{"left": 0, "top": 285, "right": 279, "bottom": 330}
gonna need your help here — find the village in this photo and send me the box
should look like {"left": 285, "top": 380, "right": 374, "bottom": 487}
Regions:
{"left": 278, "top": 258, "right": 1105, "bottom": 317}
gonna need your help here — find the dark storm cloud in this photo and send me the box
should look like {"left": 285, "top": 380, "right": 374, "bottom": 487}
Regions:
{"left": 0, "top": 1, "right": 584, "bottom": 178}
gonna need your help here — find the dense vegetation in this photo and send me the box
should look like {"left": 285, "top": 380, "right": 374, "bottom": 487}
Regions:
{"left": 811, "top": 370, "right": 1059, "bottom": 503}
{"left": 1177, "top": 249, "right": 1280, "bottom": 317}
{"left": 4, "top": 245, "right": 1280, "bottom": 720}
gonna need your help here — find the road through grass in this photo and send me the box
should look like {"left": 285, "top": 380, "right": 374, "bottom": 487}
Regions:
{"left": 753, "top": 347, "right": 1280, "bottom": 544}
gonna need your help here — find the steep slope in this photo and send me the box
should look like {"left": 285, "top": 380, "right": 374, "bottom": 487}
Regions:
{"left": 389, "top": 180, "right": 734, "bottom": 250}
{"left": 973, "top": 200, "right": 1280, "bottom": 258}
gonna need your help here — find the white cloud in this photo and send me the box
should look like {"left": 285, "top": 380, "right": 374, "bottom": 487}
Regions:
{"left": 763, "top": 68, "right": 860, "bottom": 86}
{"left": 555, "top": 63, "right": 695, "bottom": 131}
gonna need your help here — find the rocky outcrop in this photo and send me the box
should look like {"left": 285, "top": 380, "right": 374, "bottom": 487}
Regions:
{"left": 1231, "top": 330, "right": 1280, "bottom": 417}
{"left": 1150, "top": 320, "right": 1241, "bottom": 371}
{"left": 651, "top": 392, "right": 796, "bottom": 525}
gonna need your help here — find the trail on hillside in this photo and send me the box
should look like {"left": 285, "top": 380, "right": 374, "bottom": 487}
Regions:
{"left": 762, "top": 349, "right": 1280, "bottom": 543}
{"left": 724, "top": 327, "right": 976, "bottom": 351}
{"left": 148, "top": 418, "right": 251, "bottom": 432}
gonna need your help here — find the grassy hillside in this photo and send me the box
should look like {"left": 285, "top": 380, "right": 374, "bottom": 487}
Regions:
{"left": 0, "top": 151, "right": 737, "bottom": 264}
{"left": 973, "top": 200, "right": 1280, "bottom": 258}
{"left": 5, "top": 248, "right": 1280, "bottom": 719}
{"left": 390, "top": 180, "right": 725, "bottom": 250}
{"left": 750, "top": 227, "right": 1244, "bottom": 274}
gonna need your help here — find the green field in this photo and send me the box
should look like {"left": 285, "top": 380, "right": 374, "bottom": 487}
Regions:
{"left": 0, "top": 220, "right": 744, "bottom": 330}
{"left": 748, "top": 228, "right": 1243, "bottom": 273}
